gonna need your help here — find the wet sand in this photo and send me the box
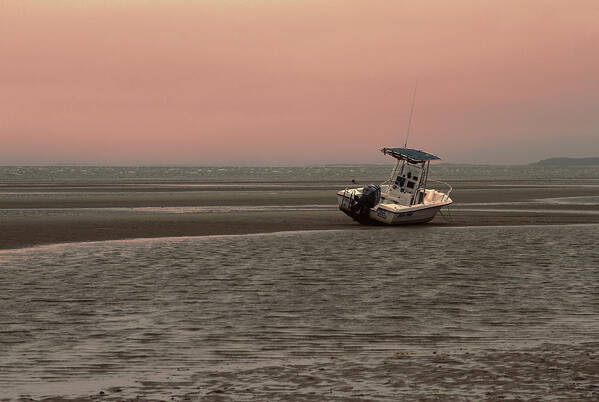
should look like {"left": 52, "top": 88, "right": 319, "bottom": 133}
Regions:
{"left": 83, "top": 342, "right": 599, "bottom": 401}
{"left": 1, "top": 179, "right": 599, "bottom": 250}
{"left": 2, "top": 178, "right": 599, "bottom": 401}
{"left": 11, "top": 343, "right": 599, "bottom": 401}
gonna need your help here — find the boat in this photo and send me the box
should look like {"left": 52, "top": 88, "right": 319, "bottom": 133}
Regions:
{"left": 337, "top": 147, "right": 452, "bottom": 225}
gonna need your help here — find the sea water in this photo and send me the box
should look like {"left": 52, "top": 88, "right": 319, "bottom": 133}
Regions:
{"left": 1, "top": 224, "right": 598, "bottom": 398}
{"left": 2, "top": 165, "right": 599, "bottom": 182}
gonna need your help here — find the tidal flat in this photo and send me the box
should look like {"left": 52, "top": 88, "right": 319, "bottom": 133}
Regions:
{"left": 1, "top": 176, "right": 599, "bottom": 250}
{"left": 1, "top": 166, "right": 599, "bottom": 400}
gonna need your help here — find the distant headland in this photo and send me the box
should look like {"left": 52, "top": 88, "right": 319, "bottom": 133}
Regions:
{"left": 532, "top": 157, "right": 599, "bottom": 166}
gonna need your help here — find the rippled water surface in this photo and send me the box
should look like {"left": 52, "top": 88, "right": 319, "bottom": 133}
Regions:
{"left": 3, "top": 164, "right": 599, "bottom": 181}
{"left": 1, "top": 225, "right": 599, "bottom": 399}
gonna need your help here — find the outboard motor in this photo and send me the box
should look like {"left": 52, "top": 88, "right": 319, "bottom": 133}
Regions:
{"left": 351, "top": 184, "right": 381, "bottom": 216}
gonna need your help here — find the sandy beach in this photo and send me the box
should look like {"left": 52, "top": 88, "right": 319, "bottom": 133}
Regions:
{"left": 2, "top": 178, "right": 599, "bottom": 250}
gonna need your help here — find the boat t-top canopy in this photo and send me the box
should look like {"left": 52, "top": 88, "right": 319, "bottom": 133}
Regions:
{"left": 381, "top": 147, "right": 441, "bottom": 163}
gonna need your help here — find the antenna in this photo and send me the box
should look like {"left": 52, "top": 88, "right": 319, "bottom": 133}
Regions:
{"left": 403, "top": 81, "right": 418, "bottom": 148}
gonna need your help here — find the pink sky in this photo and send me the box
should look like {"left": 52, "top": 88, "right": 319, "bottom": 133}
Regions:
{"left": 1, "top": 0, "right": 598, "bottom": 165}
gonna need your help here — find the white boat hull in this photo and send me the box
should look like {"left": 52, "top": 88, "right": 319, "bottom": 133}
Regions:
{"left": 337, "top": 191, "right": 451, "bottom": 225}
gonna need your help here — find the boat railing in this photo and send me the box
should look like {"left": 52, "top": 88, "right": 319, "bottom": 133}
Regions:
{"left": 341, "top": 187, "right": 352, "bottom": 209}
{"left": 428, "top": 179, "right": 453, "bottom": 201}
{"left": 379, "top": 178, "right": 392, "bottom": 196}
